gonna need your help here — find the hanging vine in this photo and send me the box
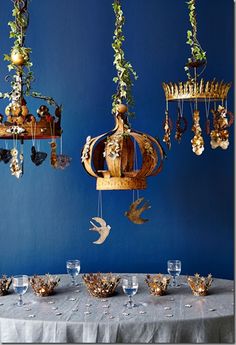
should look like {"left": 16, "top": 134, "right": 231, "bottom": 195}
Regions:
{"left": 112, "top": 0, "right": 138, "bottom": 118}
{"left": 3, "top": 0, "right": 33, "bottom": 96}
{"left": 184, "top": 0, "right": 206, "bottom": 79}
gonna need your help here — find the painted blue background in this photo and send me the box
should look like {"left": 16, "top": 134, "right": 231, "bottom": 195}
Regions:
{"left": 0, "top": 0, "right": 234, "bottom": 279}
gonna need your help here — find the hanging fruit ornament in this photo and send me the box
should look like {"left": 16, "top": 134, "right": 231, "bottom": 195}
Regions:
{"left": 10, "top": 49, "right": 28, "bottom": 66}
{"left": 116, "top": 104, "right": 128, "bottom": 114}
{"left": 191, "top": 110, "right": 204, "bottom": 155}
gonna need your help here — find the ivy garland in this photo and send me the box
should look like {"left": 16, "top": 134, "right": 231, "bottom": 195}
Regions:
{"left": 112, "top": 0, "right": 138, "bottom": 118}
{"left": 3, "top": 0, "right": 33, "bottom": 95}
{"left": 184, "top": 0, "right": 206, "bottom": 80}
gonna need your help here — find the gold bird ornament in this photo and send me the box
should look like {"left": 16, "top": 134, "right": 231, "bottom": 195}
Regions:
{"left": 89, "top": 217, "right": 111, "bottom": 244}
{"left": 125, "top": 197, "right": 151, "bottom": 224}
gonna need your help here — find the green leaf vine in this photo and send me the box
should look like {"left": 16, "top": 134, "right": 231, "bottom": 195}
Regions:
{"left": 185, "top": 0, "right": 207, "bottom": 79}
{"left": 3, "top": 0, "right": 34, "bottom": 95}
{"left": 112, "top": 0, "right": 138, "bottom": 118}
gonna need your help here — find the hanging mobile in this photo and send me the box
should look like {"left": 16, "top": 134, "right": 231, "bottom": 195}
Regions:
{"left": 162, "top": 0, "right": 233, "bottom": 155}
{"left": 89, "top": 191, "right": 111, "bottom": 245}
{"left": 0, "top": 0, "right": 65, "bottom": 178}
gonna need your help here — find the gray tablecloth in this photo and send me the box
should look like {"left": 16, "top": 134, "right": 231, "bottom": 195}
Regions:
{"left": 0, "top": 274, "right": 234, "bottom": 343}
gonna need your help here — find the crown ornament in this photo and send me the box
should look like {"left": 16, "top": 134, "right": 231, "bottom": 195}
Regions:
{"left": 163, "top": 79, "right": 231, "bottom": 102}
{"left": 0, "top": 0, "right": 70, "bottom": 178}
{"left": 162, "top": 0, "right": 233, "bottom": 155}
{"left": 82, "top": 0, "right": 164, "bottom": 191}
{"left": 82, "top": 106, "right": 164, "bottom": 190}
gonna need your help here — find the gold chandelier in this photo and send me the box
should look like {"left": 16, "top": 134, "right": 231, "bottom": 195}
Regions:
{"left": 82, "top": 0, "right": 164, "bottom": 191}
{"left": 0, "top": 0, "right": 70, "bottom": 178}
{"left": 162, "top": 0, "right": 234, "bottom": 155}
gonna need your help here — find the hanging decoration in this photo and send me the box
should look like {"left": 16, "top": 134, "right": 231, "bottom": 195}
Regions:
{"left": 0, "top": 0, "right": 69, "bottom": 178}
{"left": 125, "top": 197, "right": 151, "bottom": 225}
{"left": 162, "top": 0, "right": 233, "bottom": 155}
{"left": 82, "top": 0, "right": 164, "bottom": 237}
{"left": 89, "top": 217, "right": 111, "bottom": 245}
{"left": 81, "top": 0, "right": 164, "bottom": 191}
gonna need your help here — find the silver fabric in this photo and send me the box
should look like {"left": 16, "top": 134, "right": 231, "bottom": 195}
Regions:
{"left": 0, "top": 274, "right": 234, "bottom": 343}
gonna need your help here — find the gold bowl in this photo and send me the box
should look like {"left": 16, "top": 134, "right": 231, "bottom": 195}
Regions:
{"left": 83, "top": 273, "right": 120, "bottom": 298}
{"left": 145, "top": 274, "right": 170, "bottom": 296}
{"left": 29, "top": 274, "right": 60, "bottom": 297}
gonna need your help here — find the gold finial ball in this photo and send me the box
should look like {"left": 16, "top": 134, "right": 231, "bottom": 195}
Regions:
{"left": 116, "top": 104, "right": 128, "bottom": 114}
{"left": 10, "top": 49, "right": 28, "bottom": 66}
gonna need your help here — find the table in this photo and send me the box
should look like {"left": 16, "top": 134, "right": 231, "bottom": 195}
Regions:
{"left": 0, "top": 274, "right": 234, "bottom": 343}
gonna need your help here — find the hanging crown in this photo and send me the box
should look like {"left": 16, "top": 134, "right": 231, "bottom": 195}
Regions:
{"left": 163, "top": 79, "right": 231, "bottom": 102}
{"left": 81, "top": 107, "right": 164, "bottom": 190}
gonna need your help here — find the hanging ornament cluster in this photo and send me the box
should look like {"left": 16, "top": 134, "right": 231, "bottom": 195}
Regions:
{"left": 81, "top": 0, "right": 165, "bottom": 243}
{"left": 162, "top": 0, "right": 233, "bottom": 155}
{"left": 0, "top": 0, "right": 70, "bottom": 178}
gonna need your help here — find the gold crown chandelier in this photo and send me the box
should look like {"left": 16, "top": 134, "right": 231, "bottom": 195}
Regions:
{"left": 162, "top": 0, "right": 234, "bottom": 155}
{"left": 81, "top": 0, "right": 165, "bottom": 243}
{"left": 82, "top": 0, "right": 164, "bottom": 191}
{"left": 0, "top": 0, "right": 70, "bottom": 178}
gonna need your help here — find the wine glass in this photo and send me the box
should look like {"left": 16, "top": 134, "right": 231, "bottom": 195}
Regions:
{"left": 122, "top": 275, "right": 138, "bottom": 309}
{"left": 66, "top": 260, "right": 80, "bottom": 286}
{"left": 13, "top": 275, "right": 29, "bottom": 307}
{"left": 167, "top": 260, "right": 181, "bottom": 287}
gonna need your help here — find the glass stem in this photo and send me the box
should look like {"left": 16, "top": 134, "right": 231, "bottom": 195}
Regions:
{"left": 172, "top": 276, "right": 176, "bottom": 287}
{"left": 128, "top": 295, "right": 133, "bottom": 308}
{"left": 18, "top": 294, "right": 23, "bottom": 306}
{"left": 71, "top": 275, "right": 75, "bottom": 286}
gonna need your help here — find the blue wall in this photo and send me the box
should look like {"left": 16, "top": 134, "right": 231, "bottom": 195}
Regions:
{"left": 0, "top": 0, "right": 234, "bottom": 279}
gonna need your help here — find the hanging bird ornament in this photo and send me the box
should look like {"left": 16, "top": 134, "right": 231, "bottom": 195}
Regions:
{"left": 125, "top": 197, "right": 151, "bottom": 225}
{"left": 89, "top": 217, "right": 111, "bottom": 245}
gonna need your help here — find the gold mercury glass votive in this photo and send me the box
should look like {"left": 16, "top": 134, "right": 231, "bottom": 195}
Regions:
{"left": 83, "top": 273, "right": 120, "bottom": 298}
{"left": 145, "top": 274, "right": 171, "bottom": 296}
{"left": 0, "top": 275, "right": 12, "bottom": 296}
{"left": 29, "top": 274, "right": 60, "bottom": 297}
{"left": 187, "top": 273, "right": 213, "bottom": 296}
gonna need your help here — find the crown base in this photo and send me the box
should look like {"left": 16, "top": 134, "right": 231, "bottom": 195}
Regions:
{"left": 96, "top": 177, "right": 147, "bottom": 190}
